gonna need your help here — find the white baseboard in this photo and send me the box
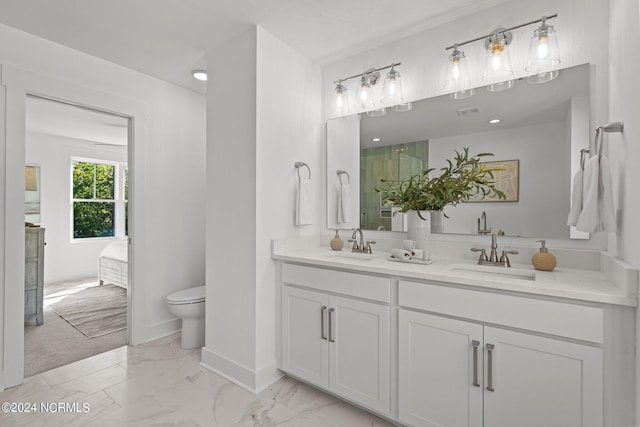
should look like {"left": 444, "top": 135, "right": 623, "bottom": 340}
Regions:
{"left": 142, "top": 318, "right": 181, "bottom": 344}
{"left": 200, "top": 346, "right": 282, "bottom": 394}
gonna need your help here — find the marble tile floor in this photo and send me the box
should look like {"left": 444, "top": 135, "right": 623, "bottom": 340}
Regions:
{"left": 1, "top": 333, "right": 395, "bottom": 426}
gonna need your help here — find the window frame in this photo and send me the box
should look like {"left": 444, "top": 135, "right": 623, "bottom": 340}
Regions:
{"left": 70, "top": 157, "right": 128, "bottom": 242}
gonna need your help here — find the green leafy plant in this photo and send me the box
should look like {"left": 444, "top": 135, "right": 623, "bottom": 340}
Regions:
{"left": 376, "top": 148, "right": 506, "bottom": 219}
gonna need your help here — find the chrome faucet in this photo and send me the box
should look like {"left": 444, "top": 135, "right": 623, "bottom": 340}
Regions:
{"left": 477, "top": 211, "right": 491, "bottom": 235}
{"left": 470, "top": 233, "right": 519, "bottom": 267}
{"left": 348, "top": 228, "right": 376, "bottom": 254}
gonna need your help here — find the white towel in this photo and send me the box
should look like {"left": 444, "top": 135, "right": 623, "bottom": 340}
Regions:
{"left": 390, "top": 248, "right": 413, "bottom": 260}
{"left": 576, "top": 155, "right": 616, "bottom": 233}
{"left": 296, "top": 178, "right": 313, "bottom": 225}
{"left": 566, "top": 168, "right": 583, "bottom": 226}
{"left": 337, "top": 183, "right": 352, "bottom": 223}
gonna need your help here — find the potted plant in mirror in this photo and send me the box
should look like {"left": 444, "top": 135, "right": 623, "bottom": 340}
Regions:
{"left": 377, "top": 148, "right": 506, "bottom": 234}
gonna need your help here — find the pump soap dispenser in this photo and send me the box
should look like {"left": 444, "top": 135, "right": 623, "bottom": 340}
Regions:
{"left": 330, "top": 230, "right": 344, "bottom": 251}
{"left": 531, "top": 240, "right": 557, "bottom": 271}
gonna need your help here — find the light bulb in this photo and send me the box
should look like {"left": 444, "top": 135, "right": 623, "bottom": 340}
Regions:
{"left": 491, "top": 55, "right": 502, "bottom": 71}
{"left": 451, "top": 60, "right": 460, "bottom": 80}
{"left": 537, "top": 37, "right": 549, "bottom": 59}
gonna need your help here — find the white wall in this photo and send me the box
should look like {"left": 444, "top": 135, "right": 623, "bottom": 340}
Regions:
{"left": 608, "top": 0, "right": 640, "bottom": 422}
{"left": 429, "top": 121, "right": 568, "bottom": 238}
{"left": 204, "top": 26, "right": 322, "bottom": 392}
{"left": 26, "top": 132, "right": 127, "bottom": 283}
{"left": 0, "top": 23, "right": 206, "bottom": 389}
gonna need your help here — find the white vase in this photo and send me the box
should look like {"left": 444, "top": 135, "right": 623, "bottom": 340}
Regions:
{"left": 406, "top": 210, "right": 430, "bottom": 260}
{"left": 430, "top": 210, "right": 444, "bottom": 234}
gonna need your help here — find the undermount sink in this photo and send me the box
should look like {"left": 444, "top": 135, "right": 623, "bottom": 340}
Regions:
{"left": 326, "top": 251, "right": 376, "bottom": 261}
{"left": 445, "top": 264, "right": 536, "bottom": 281}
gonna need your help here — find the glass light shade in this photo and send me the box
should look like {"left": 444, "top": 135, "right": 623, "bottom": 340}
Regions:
{"left": 392, "top": 102, "right": 413, "bottom": 112}
{"left": 525, "top": 23, "right": 561, "bottom": 83}
{"left": 366, "top": 108, "right": 387, "bottom": 117}
{"left": 381, "top": 67, "right": 404, "bottom": 106}
{"left": 354, "top": 76, "right": 377, "bottom": 111}
{"left": 482, "top": 32, "right": 514, "bottom": 85}
{"left": 444, "top": 47, "right": 475, "bottom": 99}
{"left": 332, "top": 82, "right": 351, "bottom": 116}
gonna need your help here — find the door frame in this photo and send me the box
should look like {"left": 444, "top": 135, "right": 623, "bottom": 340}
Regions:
{"left": 1, "top": 65, "right": 148, "bottom": 389}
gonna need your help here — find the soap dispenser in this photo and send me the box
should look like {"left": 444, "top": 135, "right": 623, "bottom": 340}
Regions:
{"left": 330, "top": 230, "right": 344, "bottom": 251}
{"left": 531, "top": 240, "right": 557, "bottom": 271}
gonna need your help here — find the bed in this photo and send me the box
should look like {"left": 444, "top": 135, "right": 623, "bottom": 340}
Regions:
{"left": 99, "top": 240, "right": 128, "bottom": 289}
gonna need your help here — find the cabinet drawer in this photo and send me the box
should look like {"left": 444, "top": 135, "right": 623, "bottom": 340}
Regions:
{"left": 283, "top": 264, "right": 390, "bottom": 303}
{"left": 399, "top": 280, "right": 603, "bottom": 344}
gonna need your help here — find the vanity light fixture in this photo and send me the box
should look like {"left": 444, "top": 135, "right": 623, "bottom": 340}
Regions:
{"left": 332, "top": 62, "right": 410, "bottom": 117}
{"left": 525, "top": 16, "right": 561, "bottom": 83}
{"left": 444, "top": 14, "right": 559, "bottom": 96}
{"left": 443, "top": 44, "right": 475, "bottom": 99}
{"left": 482, "top": 29, "right": 515, "bottom": 91}
{"left": 191, "top": 69, "right": 207, "bottom": 81}
{"left": 332, "top": 80, "right": 351, "bottom": 116}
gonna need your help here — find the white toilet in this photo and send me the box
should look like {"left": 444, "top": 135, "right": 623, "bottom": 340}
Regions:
{"left": 166, "top": 285, "right": 206, "bottom": 349}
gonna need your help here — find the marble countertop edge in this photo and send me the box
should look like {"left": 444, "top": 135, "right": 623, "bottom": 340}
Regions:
{"left": 272, "top": 246, "right": 637, "bottom": 308}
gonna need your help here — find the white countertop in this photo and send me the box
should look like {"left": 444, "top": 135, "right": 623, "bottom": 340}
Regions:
{"left": 272, "top": 244, "right": 637, "bottom": 307}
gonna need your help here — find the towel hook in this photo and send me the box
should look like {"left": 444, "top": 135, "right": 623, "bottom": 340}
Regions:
{"left": 579, "top": 148, "right": 590, "bottom": 170}
{"left": 295, "top": 162, "right": 311, "bottom": 180}
{"left": 337, "top": 169, "right": 351, "bottom": 185}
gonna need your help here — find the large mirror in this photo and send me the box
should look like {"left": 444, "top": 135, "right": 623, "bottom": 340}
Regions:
{"left": 327, "top": 64, "right": 590, "bottom": 239}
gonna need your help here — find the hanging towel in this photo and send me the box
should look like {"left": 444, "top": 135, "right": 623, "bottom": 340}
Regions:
{"left": 337, "top": 183, "right": 352, "bottom": 223}
{"left": 576, "top": 155, "right": 616, "bottom": 233}
{"left": 566, "top": 168, "right": 584, "bottom": 226}
{"left": 296, "top": 177, "right": 313, "bottom": 225}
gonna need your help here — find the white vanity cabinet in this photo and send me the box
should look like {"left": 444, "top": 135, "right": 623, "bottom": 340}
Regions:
{"left": 398, "top": 280, "right": 604, "bottom": 427}
{"left": 280, "top": 264, "right": 391, "bottom": 415}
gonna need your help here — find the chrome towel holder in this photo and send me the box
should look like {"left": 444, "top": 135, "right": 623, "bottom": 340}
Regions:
{"left": 337, "top": 169, "right": 351, "bottom": 185}
{"left": 295, "top": 162, "right": 311, "bottom": 180}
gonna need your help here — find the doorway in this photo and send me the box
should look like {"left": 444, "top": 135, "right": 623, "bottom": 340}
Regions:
{"left": 1, "top": 64, "right": 147, "bottom": 390}
{"left": 23, "top": 96, "right": 130, "bottom": 377}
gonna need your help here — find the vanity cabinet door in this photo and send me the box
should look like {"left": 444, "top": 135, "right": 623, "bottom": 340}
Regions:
{"left": 281, "top": 286, "right": 329, "bottom": 389}
{"left": 483, "top": 327, "right": 603, "bottom": 427}
{"left": 329, "top": 295, "right": 390, "bottom": 415}
{"left": 398, "top": 309, "right": 483, "bottom": 427}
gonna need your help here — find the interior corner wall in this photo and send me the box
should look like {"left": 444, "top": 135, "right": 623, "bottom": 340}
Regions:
{"left": 25, "top": 133, "right": 127, "bottom": 283}
{"left": 204, "top": 28, "right": 258, "bottom": 385}
{"left": 255, "top": 27, "right": 322, "bottom": 389}
{"left": 0, "top": 23, "right": 206, "bottom": 390}
{"left": 608, "top": 0, "right": 640, "bottom": 423}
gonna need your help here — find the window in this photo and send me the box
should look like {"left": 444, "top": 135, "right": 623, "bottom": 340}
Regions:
{"left": 72, "top": 160, "right": 127, "bottom": 239}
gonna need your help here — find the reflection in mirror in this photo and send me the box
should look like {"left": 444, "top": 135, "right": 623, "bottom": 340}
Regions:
{"left": 327, "top": 64, "right": 590, "bottom": 239}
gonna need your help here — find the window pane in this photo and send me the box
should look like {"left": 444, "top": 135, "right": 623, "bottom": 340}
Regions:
{"left": 95, "top": 164, "right": 115, "bottom": 199}
{"left": 124, "top": 168, "right": 128, "bottom": 201}
{"left": 72, "top": 162, "right": 95, "bottom": 199}
{"left": 73, "top": 202, "right": 115, "bottom": 238}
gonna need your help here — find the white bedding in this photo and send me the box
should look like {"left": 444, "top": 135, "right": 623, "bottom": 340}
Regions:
{"left": 100, "top": 240, "right": 128, "bottom": 262}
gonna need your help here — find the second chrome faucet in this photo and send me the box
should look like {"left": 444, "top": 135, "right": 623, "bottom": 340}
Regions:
{"left": 349, "top": 228, "right": 376, "bottom": 254}
{"left": 471, "top": 233, "right": 519, "bottom": 267}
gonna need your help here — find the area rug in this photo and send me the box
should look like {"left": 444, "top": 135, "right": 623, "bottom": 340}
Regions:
{"left": 49, "top": 284, "right": 127, "bottom": 338}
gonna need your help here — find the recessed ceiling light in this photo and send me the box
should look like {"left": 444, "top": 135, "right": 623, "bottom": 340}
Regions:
{"left": 192, "top": 70, "right": 207, "bottom": 81}
{"left": 488, "top": 119, "right": 501, "bottom": 124}
{"left": 372, "top": 137, "right": 382, "bottom": 142}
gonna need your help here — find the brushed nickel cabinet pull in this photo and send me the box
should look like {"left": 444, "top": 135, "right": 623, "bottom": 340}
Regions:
{"left": 486, "top": 343, "right": 495, "bottom": 392}
{"left": 320, "top": 306, "right": 327, "bottom": 340}
{"left": 472, "top": 340, "right": 480, "bottom": 387}
{"left": 328, "top": 308, "right": 335, "bottom": 342}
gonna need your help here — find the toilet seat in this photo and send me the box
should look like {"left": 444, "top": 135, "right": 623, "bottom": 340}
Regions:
{"left": 166, "top": 285, "right": 205, "bottom": 305}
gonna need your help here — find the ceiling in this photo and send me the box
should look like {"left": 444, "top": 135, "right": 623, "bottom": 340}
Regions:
{"left": 26, "top": 96, "right": 128, "bottom": 146}
{"left": 0, "top": 0, "right": 509, "bottom": 94}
